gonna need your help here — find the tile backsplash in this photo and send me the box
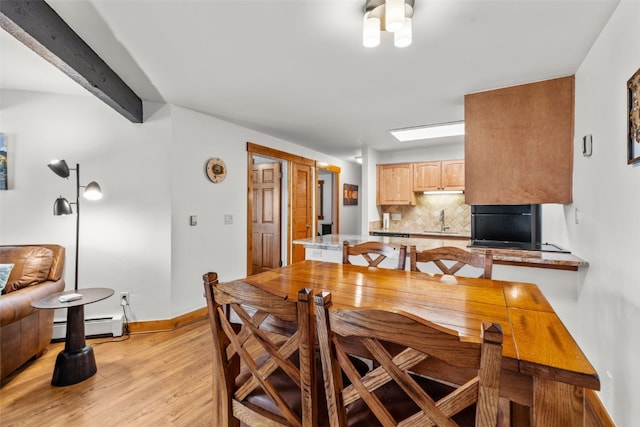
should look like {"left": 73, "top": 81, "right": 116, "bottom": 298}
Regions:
{"left": 372, "top": 194, "right": 471, "bottom": 235}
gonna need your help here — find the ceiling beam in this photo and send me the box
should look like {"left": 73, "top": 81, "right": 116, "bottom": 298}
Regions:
{"left": 0, "top": 0, "right": 143, "bottom": 123}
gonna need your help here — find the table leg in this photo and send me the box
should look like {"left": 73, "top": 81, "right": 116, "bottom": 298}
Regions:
{"left": 51, "top": 304, "right": 97, "bottom": 386}
{"left": 533, "top": 377, "right": 584, "bottom": 425}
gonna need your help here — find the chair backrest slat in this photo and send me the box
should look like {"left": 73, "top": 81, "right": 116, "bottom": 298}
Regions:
{"left": 343, "top": 240, "right": 407, "bottom": 270}
{"left": 315, "top": 291, "right": 503, "bottom": 427}
{"left": 410, "top": 246, "right": 493, "bottom": 279}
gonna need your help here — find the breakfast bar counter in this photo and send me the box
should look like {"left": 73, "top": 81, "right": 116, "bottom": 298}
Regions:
{"left": 294, "top": 234, "right": 588, "bottom": 271}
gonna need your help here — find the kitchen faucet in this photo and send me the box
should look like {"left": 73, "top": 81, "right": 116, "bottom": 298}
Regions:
{"left": 439, "top": 209, "right": 449, "bottom": 232}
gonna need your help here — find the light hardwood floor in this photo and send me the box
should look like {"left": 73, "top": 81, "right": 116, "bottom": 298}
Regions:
{"left": 0, "top": 318, "right": 213, "bottom": 426}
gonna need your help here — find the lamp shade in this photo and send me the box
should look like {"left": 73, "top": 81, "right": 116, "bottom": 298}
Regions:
{"left": 363, "top": 13, "right": 381, "bottom": 47}
{"left": 83, "top": 181, "right": 103, "bottom": 200}
{"left": 394, "top": 17, "right": 412, "bottom": 47}
{"left": 53, "top": 197, "right": 73, "bottom": 215}
{"left": 47, "top": 160, "right": 70, "bottom": 178}
{"left": 385, "top": 0, "right": 405, "bottom": 32}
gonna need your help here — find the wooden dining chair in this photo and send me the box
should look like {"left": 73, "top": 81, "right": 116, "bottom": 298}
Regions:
{"left": 314, "top": 291, "right": 503, "bottom": 427}
{"left": 409, "top": 245, "right": 493, "bottom": 279}
{"left": 202, "top": 272, "right": 317, "bottom": 427}
{"left": 342, "top": 241, "right": 407, "bottom": 270}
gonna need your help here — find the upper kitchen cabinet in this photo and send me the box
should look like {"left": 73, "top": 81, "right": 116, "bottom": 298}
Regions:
{"left": 414, "top": 160, "right": 465, "bottom": 192}
{"left": 464, "top": 76, "right": 574, "bottom": 204}
{"left": 376, "top": 163, "right": 415, "bottom": 205}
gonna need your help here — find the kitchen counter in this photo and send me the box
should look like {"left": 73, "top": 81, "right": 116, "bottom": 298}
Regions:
{"left": 294, "top": 234, "right": 588, "bottom": 271}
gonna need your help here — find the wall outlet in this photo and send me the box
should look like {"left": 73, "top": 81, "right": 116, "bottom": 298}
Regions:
{"left": 391, "top": 213, "right": 401, "bottom": 221}
{"left": 120, "top": 292, "right": 130, "bottom": 306}
{"left": 224, "top": 213, "right": 233, "bottom": 225}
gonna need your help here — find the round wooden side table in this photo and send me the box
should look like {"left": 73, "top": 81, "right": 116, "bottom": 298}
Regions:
{"left": 32, "top": 287, "right": 114, "bottom": 386}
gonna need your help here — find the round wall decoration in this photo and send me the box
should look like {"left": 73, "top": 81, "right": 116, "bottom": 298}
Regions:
{"left": 206, "top": 157, "right": 227, "bottom": 183}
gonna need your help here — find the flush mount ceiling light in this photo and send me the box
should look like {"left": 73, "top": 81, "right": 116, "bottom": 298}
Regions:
{"left": 389, "top": 121, "right": 465, "bottom": 142}
{"left": 363, "top": 0, "right": 414, "bottom": 48}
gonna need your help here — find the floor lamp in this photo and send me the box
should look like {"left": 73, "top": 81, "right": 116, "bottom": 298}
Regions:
{"left": 48, "top": 159, "right": 102, "bottom": 291}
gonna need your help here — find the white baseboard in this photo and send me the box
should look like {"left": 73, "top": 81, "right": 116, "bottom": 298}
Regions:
{"left": 53, "top": 314, "right": 124, "bottom": 339}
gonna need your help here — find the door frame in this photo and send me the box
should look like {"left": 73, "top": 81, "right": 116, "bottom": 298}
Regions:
{"left": 247, "top": 142, "right": 315, "bottom": 275}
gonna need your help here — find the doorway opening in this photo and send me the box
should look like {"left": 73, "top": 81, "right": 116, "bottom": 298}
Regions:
{"left": 317, "top": 164, "right": 340, "bottom": 237}
{"left": 247, "top": 143, "right": 343, "bottom": 276}
{"left": 247, "top": 143, "right": 315, "bottom": 276}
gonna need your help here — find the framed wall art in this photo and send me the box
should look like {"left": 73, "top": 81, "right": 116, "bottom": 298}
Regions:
{"left": 343, "top": 183, "right": 358, "bottom": 206}
{"left": 628, "top": 67, "right": 640, "bottom": 164}
{"left": 0, "top": 133, "right": 7, "bottom": 190}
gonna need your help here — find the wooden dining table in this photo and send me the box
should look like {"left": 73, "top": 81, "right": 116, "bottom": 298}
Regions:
{"left": 236, "top": 260, "right": 600, "bottom": 426}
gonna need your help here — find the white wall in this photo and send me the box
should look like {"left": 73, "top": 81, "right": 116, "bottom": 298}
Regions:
{"left": 0, "top": 91, "right": 361, "bottom": 323}
{"left": 378, "top": 141, "right": 465, "bottom": 164}
{"left": 569, "top": 1, "right": 639, "bottom": 424}
{"left": 0, "top": 90, "right": 173, "bottom": 322}
{"left": 168, "top": 105, "right": 361, "bottom": 317}
{"left": 362, "top": 147, "right": 380, "bottom": 234}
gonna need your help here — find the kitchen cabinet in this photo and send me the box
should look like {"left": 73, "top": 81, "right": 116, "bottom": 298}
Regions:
{"left": 464, "top": 76, "right": 574, "bottom": 204}
{"left": 376, "top": 163, "right": 415, "bottom": 205}
{"left": 413, "top": 160, "right": 464, "bottom": 191}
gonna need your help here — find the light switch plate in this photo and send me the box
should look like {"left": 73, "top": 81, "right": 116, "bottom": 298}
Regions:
{"left": 582, "top": 135, "right": 593, "bottom": 156}
{"left": 190, "top": 215, "right": 197, "bottom": 226}
{"left": 391, "top": 213, "right": 401, "bottom": 221}
{"left": 224, "top": 213, "right": 233, "bottom": 225}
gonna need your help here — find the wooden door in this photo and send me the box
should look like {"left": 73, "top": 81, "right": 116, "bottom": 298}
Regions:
{"left": 291, "top": 163, "right": 313, "bottom": 263}
{"left": 251, "top": 162, "right": 281, "bottom": 274}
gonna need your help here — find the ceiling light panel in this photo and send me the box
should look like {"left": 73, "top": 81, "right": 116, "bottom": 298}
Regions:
{"left": 389, "top": 121, "right": 465, "bottom": 142}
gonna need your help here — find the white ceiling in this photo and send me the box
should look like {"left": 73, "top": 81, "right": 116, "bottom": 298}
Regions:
{"left": 0, "top": 0, "right": 619, "bottom": 162}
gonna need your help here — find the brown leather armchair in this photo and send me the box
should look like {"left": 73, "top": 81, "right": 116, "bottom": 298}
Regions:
{"left": 0, "top": 245, "right": 65, "bottom": 382}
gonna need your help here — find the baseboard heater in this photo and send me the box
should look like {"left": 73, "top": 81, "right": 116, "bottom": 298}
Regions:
{"left": 52, "top": 314, "right": 124, "bottom": 340}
